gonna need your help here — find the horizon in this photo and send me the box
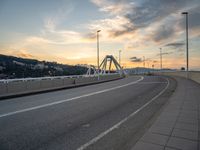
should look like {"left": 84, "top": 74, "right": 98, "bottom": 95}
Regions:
{"left": 0, "top": 0, "right": 200, "bottom": 70}
{"left": 2, "top": 53, "right": 199, "bottom": 71}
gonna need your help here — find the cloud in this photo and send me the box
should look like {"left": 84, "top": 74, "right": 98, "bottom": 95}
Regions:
{"left": 108, "top": 22, "right": 135, "bottom": 37}
{"left": 84, "top": 32, "right": 96, "bottom": 41}
{"left": 179, "top": 6, "right": 200, "bottom": 29}
{"left": 179, "top": 6, "right": 200, "bottom": 37}
{"left": 162, "top": 52, "right": 173, "bottom": 56}
{"left": 26, "top": 19, "right": 88, "bottom": 46}
{"left": 26, "top": 2, "right": 86, "bottom": 46}
{"left": 0, "top": 48, "right": 34, "bottom": 59}
{"left": 44, "top": 18, "right": 56, "bottom": 32}
{"left": 26, "top": 37, "right": 52, "bottom": 44}
{"left": 44, "top": 1, "right": 74, "bottom": 31}
{"left": 89, "top": 0, "right": 199, "bottom": 45}
{"left": 152, "top": 25, "right": 175, "bottom": 42}
{"left": 130, "top": 56, "right": 142, "bottom": 62}
{"left": 153, "top": 60, "right": 158, "bottom": 63}
{"left": 165, "top": 42, "right": 185, "bottom": 48}
{"left": 87, "top": 16, "right": 133, "bottom": 38}
{"left": 40, "top": 16, "right": 86, "bottom": 45}
{"left": 89, "top": 0, "right": 136, "bottom": 38}
{"left": 125, "top": 0, "right": 192, "bottom": 27}
{"left": 90, "top": 0, "right": 131, "bottom": 15}
{"left": 156, "top": 52, "right": 173, "bottom": 56}
{"left": 16, "top": 52, "right": 34, "bottom": 58}
{"left": 188, "top": 7, "right": 200, "bottom": 30}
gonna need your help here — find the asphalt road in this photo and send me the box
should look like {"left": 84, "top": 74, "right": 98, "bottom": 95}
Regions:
{"left": 0, "top": 76, "right": 176, "bottom": 150}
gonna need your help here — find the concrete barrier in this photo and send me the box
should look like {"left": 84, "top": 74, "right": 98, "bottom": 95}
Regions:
{"left": 63, "top": 78, "right": 75, "bottom": 86}
{"left": 156, "top": 71, "right": 200, "bottom": 84}
{"left": 26, "top": 80, "right": 41, "bottom": 91}
{"left": 75, "top": 76, "right": 98, "bottom": 85}
{"left": 53, "top": 78, "right": 64, "bottom": 87}
{"left": 7, "top": 81, "right": 27, "bottom": 94}
{"left": 100, "top": 74, "right": 121, "bottom": 81}
{"left": 40, "top": 79, "right": 53, "bottom": 89}
{"left": 189, "top": 71, "right": 200, "bottom": 84}
{"left": 0, "top": 74, "right": 123, "bottom": 98}
{"left": 0, "top": 82, "right": 7, "bottom": 95}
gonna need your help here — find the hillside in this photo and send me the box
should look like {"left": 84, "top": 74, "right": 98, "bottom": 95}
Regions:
{"left": 0, "top": 54, "right": 88, "bottom": 79}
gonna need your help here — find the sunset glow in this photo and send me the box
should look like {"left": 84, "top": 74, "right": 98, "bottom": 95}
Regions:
{"left": 0, "top": 0, "right": 199, "bottom": 70}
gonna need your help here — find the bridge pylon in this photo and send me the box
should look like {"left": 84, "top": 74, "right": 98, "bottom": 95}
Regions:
{"left": 99, "top": 55, "right": 124, "bottom": 75}
{"left": 85, "top": 55, "right": 124, "bottom": 76}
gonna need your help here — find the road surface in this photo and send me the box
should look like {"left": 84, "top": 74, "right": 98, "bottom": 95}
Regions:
{"left": 0, "top": 76, "right": 176, "bottom": 150}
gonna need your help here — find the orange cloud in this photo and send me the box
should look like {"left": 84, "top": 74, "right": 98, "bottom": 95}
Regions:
{"left": 16, "top": 52, "right": 34, "bottom": 58}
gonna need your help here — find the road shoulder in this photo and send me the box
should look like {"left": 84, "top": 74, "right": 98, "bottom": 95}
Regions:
{"left": 131, "top": 76, "right": 200, "bottom": 150}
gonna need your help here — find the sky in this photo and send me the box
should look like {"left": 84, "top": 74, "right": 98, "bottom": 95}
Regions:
{"left": 0, "top": 0, "right": 200, "bottom": 70}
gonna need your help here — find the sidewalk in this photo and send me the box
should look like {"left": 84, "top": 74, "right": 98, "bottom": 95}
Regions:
{"left": 132, "top": 76, "right": 200, "bottom": 150}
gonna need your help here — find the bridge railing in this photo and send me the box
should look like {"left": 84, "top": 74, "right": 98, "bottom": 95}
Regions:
{"left": 0, "top": 73, "right": 123, "bottom": 98}
{"left": 155, "top": 71, "right": 200, "bottom": 84}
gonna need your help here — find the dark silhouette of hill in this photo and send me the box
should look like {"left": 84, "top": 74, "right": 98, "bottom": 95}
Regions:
{"left": 0, "top": 54, "right": 88, "bottom": 79}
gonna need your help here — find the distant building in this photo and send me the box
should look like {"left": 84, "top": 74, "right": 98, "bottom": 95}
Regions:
{"left": 54, "top": 66, "right": 63, "bottom": 72}
{"left": 34, "top": 63, "right": 48, "bottom": 70}
{"left": 13, "top": 60, "right": 25, "bottom": 66}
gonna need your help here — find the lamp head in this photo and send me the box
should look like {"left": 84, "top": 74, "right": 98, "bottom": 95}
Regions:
{"left": 182, "top": 12, "right": 188, "bottom": 15}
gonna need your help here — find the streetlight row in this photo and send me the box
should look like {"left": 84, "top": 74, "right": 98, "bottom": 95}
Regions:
{"left": 96, "top": 11, "right": 189, "bottom": 74}
{"left": 160, "top": 12, "right": 189, "bottom": 72}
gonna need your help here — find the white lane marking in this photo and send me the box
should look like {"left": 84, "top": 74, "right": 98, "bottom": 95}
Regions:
{"left": 0, "top": 77, "right": 144, "bottom": 118}
{"left": 137, "top": 82, "right": 167, "bottom": 84}
{"left": 77, "top": 78, "right": 169, "bottom": 150}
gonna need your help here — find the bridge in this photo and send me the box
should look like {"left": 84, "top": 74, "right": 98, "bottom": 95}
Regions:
{"left": 0, "top": 57, "right": 200, "bottom": 150}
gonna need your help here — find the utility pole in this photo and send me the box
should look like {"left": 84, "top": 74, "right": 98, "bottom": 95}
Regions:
{"left": 143, "top": 56, "right": 145, "bottom": 68}
{"left": 160, "top": 48, "right": 162, "bottom": 70}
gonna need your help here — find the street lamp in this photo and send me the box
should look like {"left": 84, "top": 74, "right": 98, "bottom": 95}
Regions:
{"left": 97, "top": 30, "right": 101, "bottom": 80}
{"left": 160, "top": 48, "right": 162, "bottom": 70}
{"left": 143, "top": 56, "right": 145, "bottom": 68}
{"left": 182, "top": 12, "right": 189, "bottom": 78}
{"left": 119, "top": 50, "right": 122, "bottom": 66}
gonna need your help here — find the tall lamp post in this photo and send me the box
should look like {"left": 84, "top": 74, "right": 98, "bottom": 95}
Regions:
{"left": 97, "top": 30, "right": 101, "bottom": 80}
{"left": 182, "top": 12, "right": 189, "bottom": 78}
{"left": 119, "top": 50, "right": 122, "bottom": 66}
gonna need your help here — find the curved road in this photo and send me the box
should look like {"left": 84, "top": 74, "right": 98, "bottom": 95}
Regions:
{"left": 0, "top": 76, "right": 176, "bottom": 150}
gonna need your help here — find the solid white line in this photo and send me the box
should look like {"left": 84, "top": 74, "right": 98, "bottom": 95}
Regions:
{"left": 77, "top": 77, "right": 169, "bottom": 150}
{"left": 137, "top": 82, "right": 167, "bottom": 84}
{"left": 0, "top": 77, "right": 144, "bottom": 118}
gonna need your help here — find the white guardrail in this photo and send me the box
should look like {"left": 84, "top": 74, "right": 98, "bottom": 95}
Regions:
{"left": 0, "top": 73, "right": 122, "bottom": 98}
{"left": 0, "top": 75, "right": 85, "bottom": 83}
